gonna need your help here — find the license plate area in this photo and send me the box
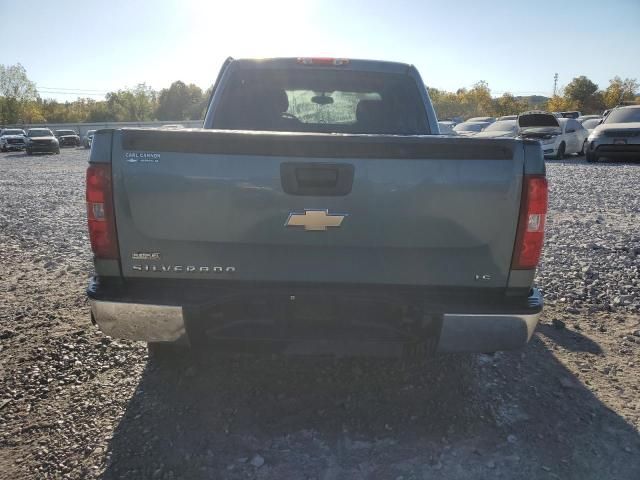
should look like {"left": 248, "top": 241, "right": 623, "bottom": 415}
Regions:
{"left": 185, "top": 291, "right": 440, "bottom": 344}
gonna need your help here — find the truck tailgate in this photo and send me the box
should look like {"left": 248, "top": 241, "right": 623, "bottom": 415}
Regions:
{"left": 112, "top": 129, "right": 524, "bottom": 288}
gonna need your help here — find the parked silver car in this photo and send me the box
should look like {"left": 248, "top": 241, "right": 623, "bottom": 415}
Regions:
{"left": 437, "top": 121, "right": 456, "bottom": 134}
{"left": 577, "top": 115, "right": 601, "bottom": 124}
{"left": 452, "top": 121, "right": 490, "bottom": 136}
{"left": 473, "top": 119, "right": 518, "bottom": 138}
{"left": 0, "top": 128, "right": 27, "bottom": 151}
{"left": 586, "top": 105, "right": 640, "bottom": 162}
{"left": 467, "top": 116, "right": 495, "bottom": 124}
{"left": 581, "top": 118, "right": 602, "bottom": 135}
{"left": 83, "top": 130, "right": 97, "bottom": 149}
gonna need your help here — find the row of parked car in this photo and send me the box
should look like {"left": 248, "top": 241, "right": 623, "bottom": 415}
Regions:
{"left": 437, "top": 105, "right": 640, "bottom": 161}
{"left": 2, "top": 106, "right": 638, "bottom": 162}
{"left": 0, "top": 124, "right": 191, "bottom": 154}
{"left": 0, "top": 128, "right": 96, "bottom": 154}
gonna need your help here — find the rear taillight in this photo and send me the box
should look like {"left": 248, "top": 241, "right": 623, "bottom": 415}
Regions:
{"left": 512, "top": 175, "right": 548, "bottom": 270}
{"left": 86, "top": 164, "right": 119, "bottom": 259}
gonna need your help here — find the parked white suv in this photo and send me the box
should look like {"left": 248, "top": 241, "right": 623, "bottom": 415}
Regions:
{"left": 518, "top": 111, "right": 589, "bottom": 159}
{"left": 0, "top": 128, "right": 27, "bottom": 152}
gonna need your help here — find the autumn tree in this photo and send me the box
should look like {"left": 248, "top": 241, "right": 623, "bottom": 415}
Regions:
{"left": 562, "top": 76, "right": 604, "bottom": 113}
{"left": 106, "top": 84, "right": 157, "bottom": 121}
{"left": 428, "top": 87, "right": 464, "bottom": 119}
{"left": 156, "top": 81, "right": 204, "bottom": 120}
{"left": 85, "top": 102, "right": 116, "bottom": 122}
{"left": 493, "top": 93, "right": 530, "bottom": 117}
{"left": 603, "top": 76, "right": 639, "bottom": 108}
{"left": 430, "top": 83, "right": 533, "bottom": 120}
{"left": 460, "top": 81, "right": 494, "bottom": 117}
{"left": 0, "top": 63, "right": 39, "bottom": 124}
{"left": 546, "top": 94, "right": 577, "bottom": 113}
{"left": 21, "top": 101, "right": 46, "bottom": 123}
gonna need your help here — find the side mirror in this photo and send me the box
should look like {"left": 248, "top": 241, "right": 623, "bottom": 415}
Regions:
{"left": 597, "top": 119, "right": 603, "bottom": 125}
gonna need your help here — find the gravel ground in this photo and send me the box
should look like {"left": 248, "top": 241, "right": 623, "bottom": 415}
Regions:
{"left": 0, "top": 148, "right": 639, "bottom": 480}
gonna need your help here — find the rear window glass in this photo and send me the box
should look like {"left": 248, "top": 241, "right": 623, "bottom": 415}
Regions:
{"left": 582, "top": 119, "right": 600, "bottom": 129}
{"left": 28, "top": 129, "right": 52, "bottom": 136}
{"left": 453, "top": 122, "right": 487, "bottom": 132}
{"left": 604, "top": 108, "right": 640, "bottom": 124}
{"left": 212, "top": 68, "right": 429, "bottom": 134}
{"left": 484, "top": 120, "right": 517, "bottom": 132}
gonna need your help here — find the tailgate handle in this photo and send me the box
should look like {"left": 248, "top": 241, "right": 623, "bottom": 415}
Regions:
{"left": 296, "top": 167, "right": 338, "bottom": 188}
{"left": 281, "top": 163, "right": 354, "bottom": 196}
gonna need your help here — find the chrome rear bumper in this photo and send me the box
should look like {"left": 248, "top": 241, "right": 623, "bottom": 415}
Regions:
{"left": 89, "top": 288, "right": 542, "bottom": 353}
{"left": 90, "top": 300, "right": 186, "bottom": 343}
{"left": 437, "top": 288, "right": 542, "bottom": 352}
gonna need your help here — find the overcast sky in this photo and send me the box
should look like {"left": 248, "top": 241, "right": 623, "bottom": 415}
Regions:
{"left": 2, "top": 0, "right": 639, "bottom": 101}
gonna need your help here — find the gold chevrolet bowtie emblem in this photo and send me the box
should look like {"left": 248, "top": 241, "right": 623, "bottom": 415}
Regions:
{"left": 285, "top": 210, "right": 346, "bottom": 231}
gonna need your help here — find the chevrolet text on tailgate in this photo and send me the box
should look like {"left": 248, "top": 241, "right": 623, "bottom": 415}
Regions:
{"left": 85, "top": 57, "right": 547, "bottom": 357}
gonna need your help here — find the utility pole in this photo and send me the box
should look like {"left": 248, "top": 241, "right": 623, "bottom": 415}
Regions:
{"left": 553, "top": 73, "right": 559, "bottom": 97}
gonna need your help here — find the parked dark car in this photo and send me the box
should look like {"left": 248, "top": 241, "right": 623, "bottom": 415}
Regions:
{"left": 586, "top": 105, "right": 640, "bottom": 162}
{"left": 25, "top": 128, "right": 60, "bottom": 155}
{"left": 55, "top": 129, "right": 81, "bottom": 147}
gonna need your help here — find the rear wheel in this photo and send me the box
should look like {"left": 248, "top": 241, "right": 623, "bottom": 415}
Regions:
{"left": 554, "top": 142, "right": 566, "bottom": 160}
{"left": 55, "top": 148, "right": 60, "bottom": 154}
{"left": 1, "top": 145, "right": 6, "bottom": 152}
{"left": 26, "top": 148, "right": 33, "bottom": 156}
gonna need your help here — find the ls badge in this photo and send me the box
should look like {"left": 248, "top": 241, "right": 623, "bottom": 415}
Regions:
{"left": 285, "top": 209, "right": 347, "bottom": 231}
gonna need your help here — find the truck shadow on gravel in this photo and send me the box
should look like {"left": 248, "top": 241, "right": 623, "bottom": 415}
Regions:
{"left": 102, "top": 337, "right": 640, "bottom": 480}
{"left": 536, "top": 324, "right": 603, "bottom": 354}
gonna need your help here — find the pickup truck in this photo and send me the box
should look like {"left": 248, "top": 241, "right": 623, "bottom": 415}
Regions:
{"left": 86, "top": 57, "right": 546, "bottom": 357}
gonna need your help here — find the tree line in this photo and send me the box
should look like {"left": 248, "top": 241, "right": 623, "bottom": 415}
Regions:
{"left": 0, "top": 64, "right": 211, "bottom": 125}
{"left": 1, "top": 63, "right": 638, "bottom": 126}
{"left": 428, "top": 76, "right": 639, "bottom": 120}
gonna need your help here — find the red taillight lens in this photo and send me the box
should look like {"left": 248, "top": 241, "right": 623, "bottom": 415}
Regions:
{"left": 512, "top": 175, "right": 548, "bottom": 270}
{"left": 86, "top": 164, "right": 119, "bottom": 259}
